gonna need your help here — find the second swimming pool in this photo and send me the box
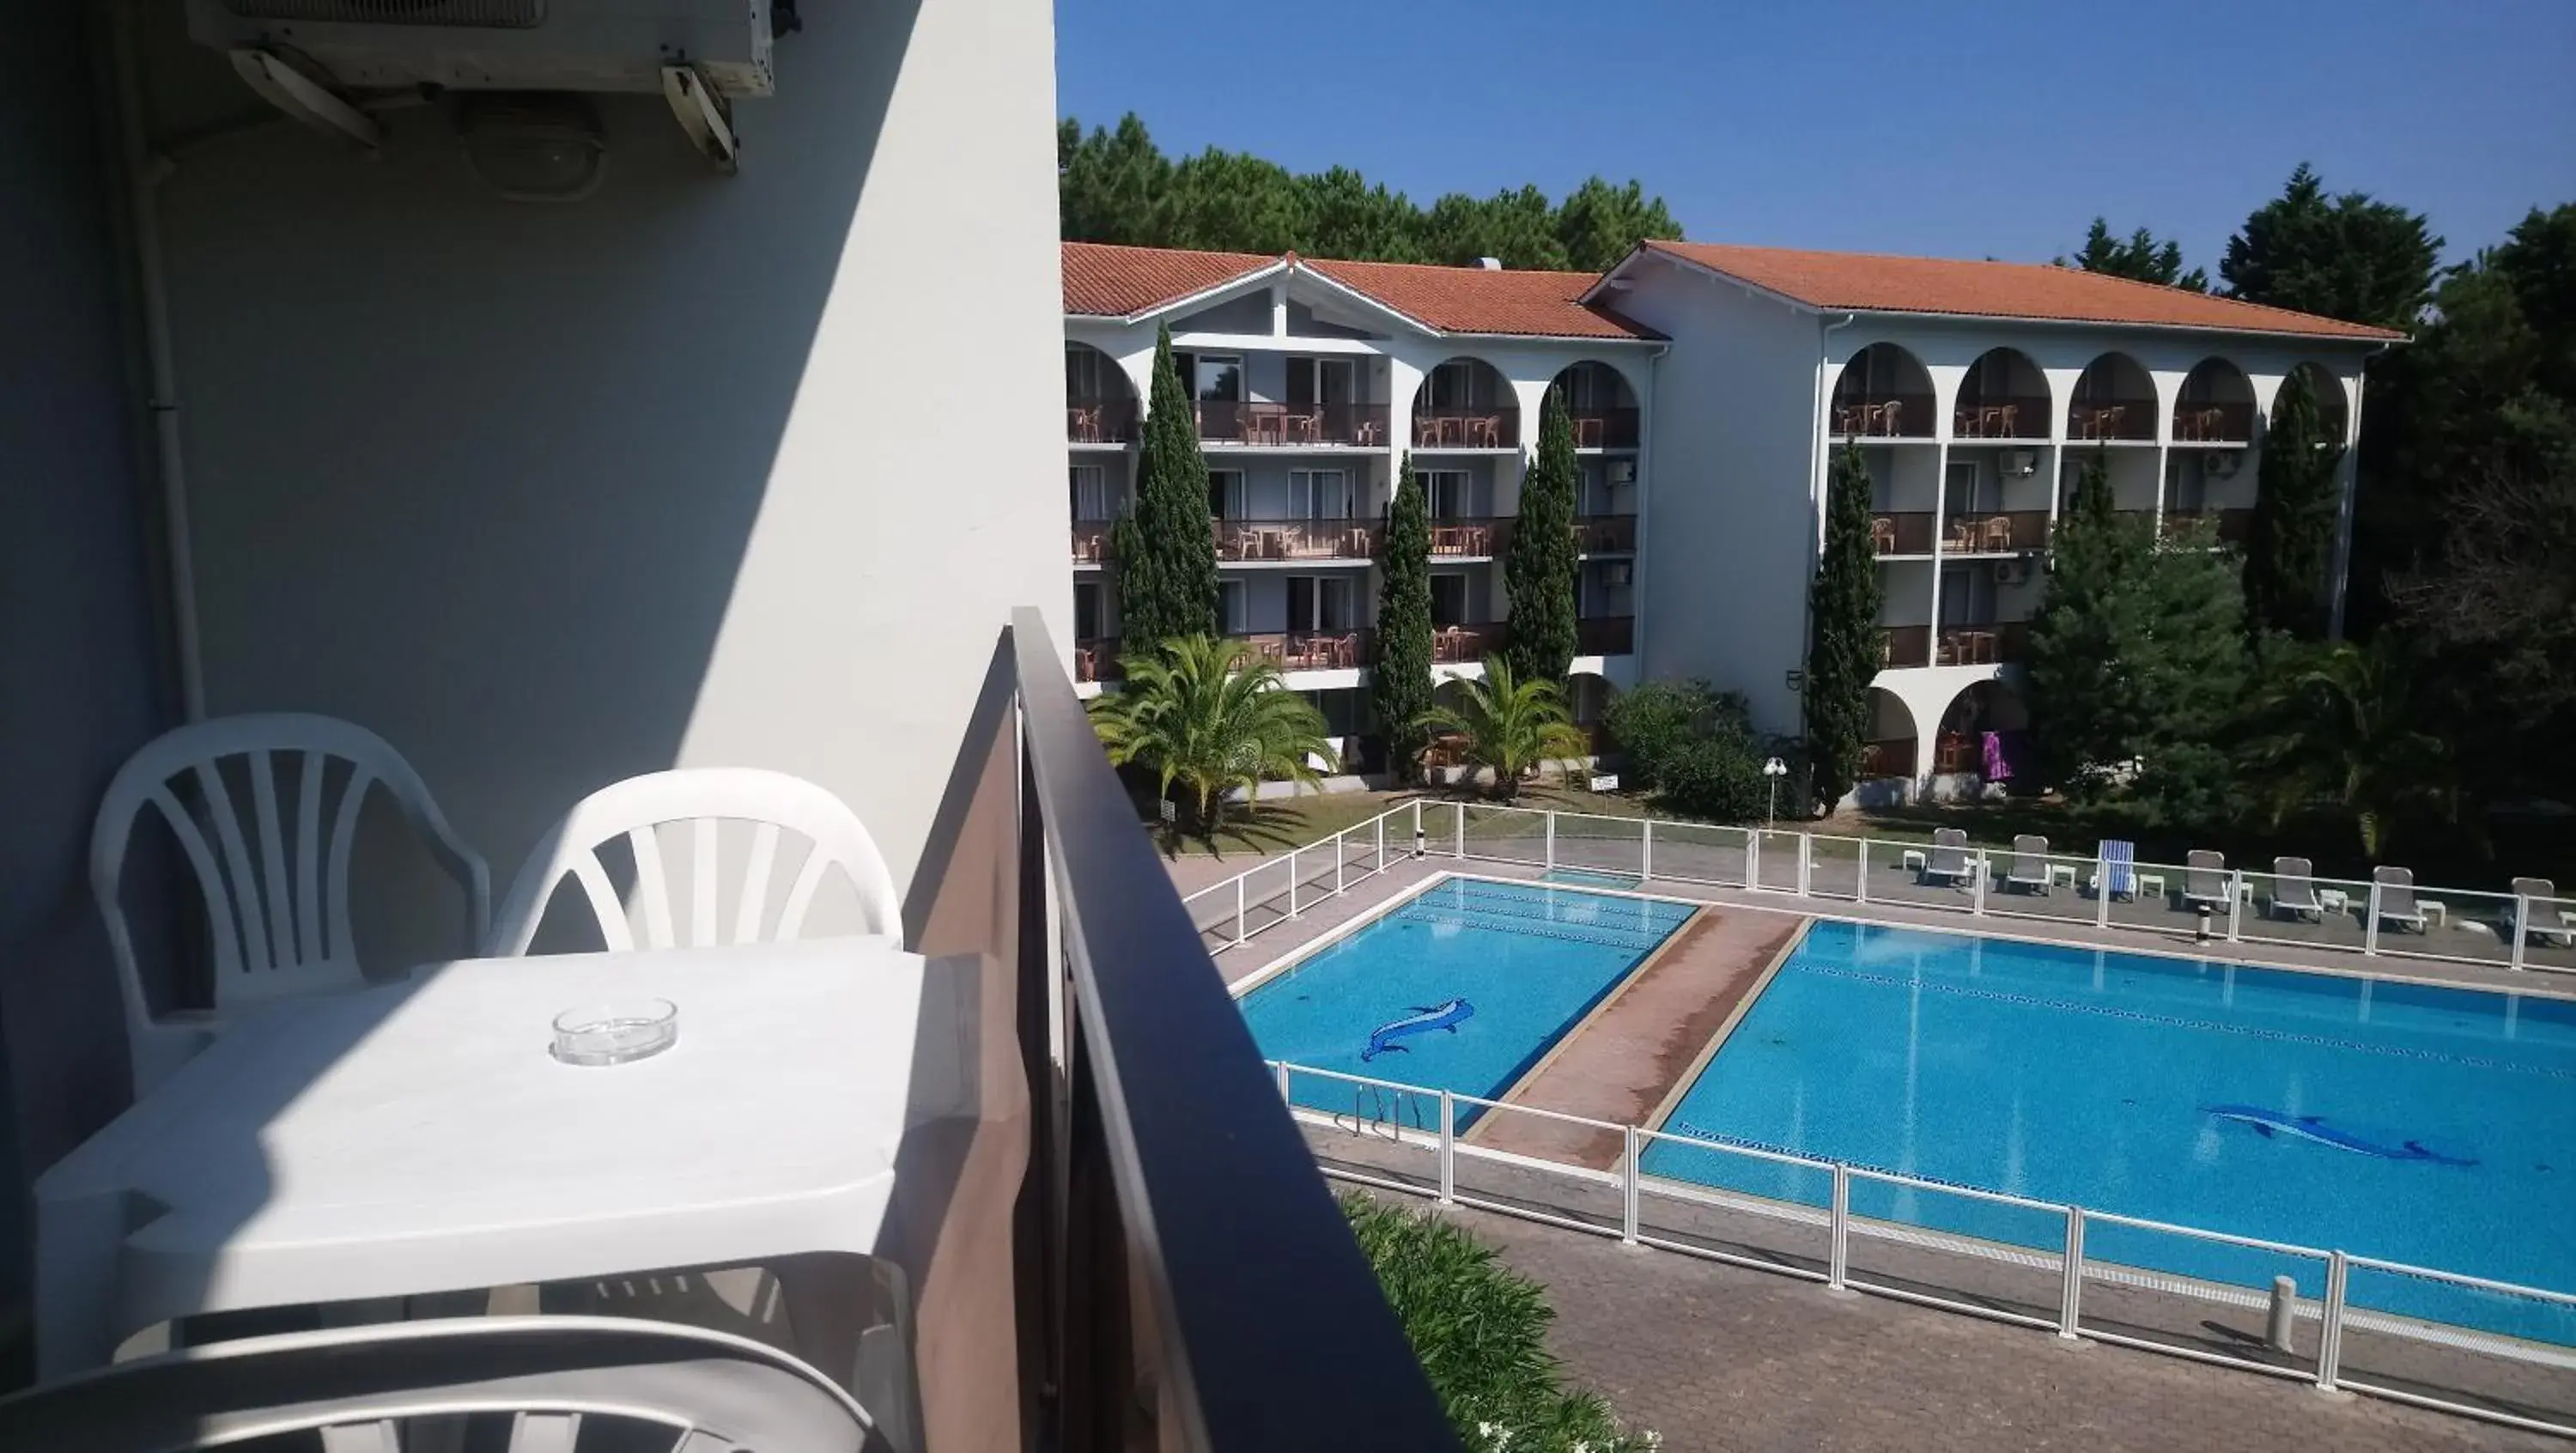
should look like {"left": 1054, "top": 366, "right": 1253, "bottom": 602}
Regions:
{"left": 1237, "top": 876, "right": 1695, "bottom": 1118}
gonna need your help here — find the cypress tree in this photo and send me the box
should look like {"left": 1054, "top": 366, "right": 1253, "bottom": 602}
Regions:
{"left": 2026, "top": 448, "right": 2157, "bottom": 798}
{"left": 1372, "top": 453, "right": 1434, "bottom": 780}
{"left": 1802, "top": 442, "right": 1885, "bottom": 809}
{"left": 1503, "top": 389, "right": 1580, "bottom": 684}
{"left": 2242, "top": 369, "right": 2342, "bottom": 641}
{"left": 1116, "top": 323, "right": 1219, "bottom": 649}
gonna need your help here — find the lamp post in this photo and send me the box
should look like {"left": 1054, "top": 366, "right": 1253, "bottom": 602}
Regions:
{"left": 1764, "top": 757, "right": 1788, "bottom": 828}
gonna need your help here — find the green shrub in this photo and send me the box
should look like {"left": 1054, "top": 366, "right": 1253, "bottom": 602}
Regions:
{"left": 1343, "top": 1194, "right": 1658, "bottom": 1453}
{"left": 1603, "top": 679, "right": 1767, "bottom": 821}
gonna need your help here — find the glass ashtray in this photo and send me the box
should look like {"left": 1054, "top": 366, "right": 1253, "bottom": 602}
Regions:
{"left": 550, "top": 998, "right": 678, "bottom": 1066}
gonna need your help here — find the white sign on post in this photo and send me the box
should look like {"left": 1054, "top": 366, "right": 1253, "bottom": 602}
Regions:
{"left": 1589, "top": 773, "right": 1619, "bottom": 793}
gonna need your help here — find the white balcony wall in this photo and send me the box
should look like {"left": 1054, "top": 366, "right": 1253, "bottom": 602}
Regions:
{"left": 1862, "top": 444, "right": 1944, "bottom": 515}
{"left": 143, "top": 0, "right": 1065, "bottom": 968}
{"left": 1876, "top": 562, "right": 1936, "bottom": 628}
{"left": 1945, "top": 445, "right": 2054, "bottom": 514}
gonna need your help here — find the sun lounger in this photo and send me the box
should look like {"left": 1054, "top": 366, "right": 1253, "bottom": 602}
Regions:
{"left": 2091, "top": 839, "right": 2136, "bottom": 901}
{"left": 2181, "top": 849, "right": 2230, "bottom": 911}
{"left": 2004, "top": 834, "right": 2050, "bottom": 894}
{"left": 2512, "top": 877, "right": 2576, "bottom": 948}
{"left": 2372, "top": 866, "right": 2427, "bottom": 933}
{"left": 1920, "top": 827, "right": 1976, "bottom": 886}
{"left": 2269, "top": 856, "right": 2323, "bottom": 921}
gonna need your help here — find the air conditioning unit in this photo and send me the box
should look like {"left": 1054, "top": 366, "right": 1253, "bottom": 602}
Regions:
{"left": 2205, "top": 450, "right": 2243, "bottom": 477}
{"left": 1607, "top": 459, "right": 1638, "bottom": 486}
{"left": 1604, "top": 561, "right": 1634, "bottom": 587}
{"left": 1994, "top": 558, "right": 2031, "bottom": 587}
{"left": 2001, "top": 449, "right": 2038, "bottom": 478}
{"left": 188, "top": 0, "right": 774, "bottom": 166}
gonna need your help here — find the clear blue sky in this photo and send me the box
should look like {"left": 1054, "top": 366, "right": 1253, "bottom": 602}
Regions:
{"left": 1054, "top": 0, "right": 2575, "bottom": 271}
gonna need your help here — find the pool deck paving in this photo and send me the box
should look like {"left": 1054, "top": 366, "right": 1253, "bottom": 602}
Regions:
{"left": 1416, "top": 1194, "right": 2567, "bottom": 1452}
{"left": 1467, "top": 906, "right": 1807, "bottom": 1170}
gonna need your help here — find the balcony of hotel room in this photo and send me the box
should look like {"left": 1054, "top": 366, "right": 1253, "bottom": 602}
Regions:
{"left": 1940, "top": 348, "right": 2053, "bottom": 555}
{"left": 1929, "top": 555, "right": 2041, "bottom": 668}
{"left": 2161, "top": 361, "right": 2347, "bottom": 547}
{"left": 1172, "top": 325, "right": 1394, "bottom": 450}
{"left": 1070, "top": 571, "right": 1375, "bottom": 687}
{"left": 1408, "top": 356, "right": 1520, "bottom": 452}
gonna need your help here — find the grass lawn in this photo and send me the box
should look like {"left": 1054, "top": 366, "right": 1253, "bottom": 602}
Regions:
{"left": 1150, "top": 788, "right": 1418, "bottom": 860}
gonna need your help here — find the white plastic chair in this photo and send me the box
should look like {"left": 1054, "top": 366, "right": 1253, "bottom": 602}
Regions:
{"left": 0, "top": 1315, "right": 872, "bottom": 1451}
{"left": 489, "top": 768, "right": 902, "bottom": 956}
{"left": 91, "top": 714, "right": 490, "bottom": 1096}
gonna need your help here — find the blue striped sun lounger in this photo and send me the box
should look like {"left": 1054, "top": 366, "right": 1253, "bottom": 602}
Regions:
{"left": 2096, "top": 839, "right": 2137, "bottom": 901}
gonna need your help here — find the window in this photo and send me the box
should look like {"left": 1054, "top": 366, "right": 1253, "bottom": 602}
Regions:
{"left": 1559, "top": 362, "right": 1612, "bottom": 410}
{"left": 2169, "top": 456, "right": 2208, "bottom": 513}
{"left": 1287, "top": 575, "right": 1355, "bottom": 631}
{"left": 1065, "top": 344, "right": 1113, "bottom": 400}
{"left": 1218, "top": 580, "right": 1247, "bottom": 634}
{"left": 1181, "top": 353, "right": 1243, "bottom": 403}
{"left": 1943, "top": 459, "right": 1986, "bottom": 517}
{"left": 1069, "top": 464, "right": 1109, "bottom": 521}
{"left": 1291, "top": 470, "right": 1351, "bottom": 520}
{"left": 1207, "top": 470, "right": 1246, "bottom": 520}
{"left": 1287, "top": 356, "right": 1355, "bottom": 407}
{"left": 1073, "top": 581, "right": 1103, "bottom": 641}
{"left": 1425, "top": 361, "right": 1487, "bottom": 411}
{"left": 1430, "top": 573, "right": 1467, "bottom": 627}
{"left": 1422, "top": 470, "right": 1471, "bottom": 519}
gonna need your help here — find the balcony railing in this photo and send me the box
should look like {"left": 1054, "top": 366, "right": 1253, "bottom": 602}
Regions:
{"left": 1239, "top": 629, "right": 1371, "bottom": 672}
{"left": 2172, "top": 401, "right": 2256, "bottom": 444}
{"left": 1860, "top": 738, "right": 1917, "bottom": 779}
{"left": 1428, "top": 517, "right": 1510, "bottom": 556}
{"left": 1941, "top": 511, "right": 2048, "bottom": 554}
{"left": 958, "top": 609, "right": 1460, "bottom": 1449}
{"left": 1832, "top": 392, "right": 1935, "bottom": 439}
{"left": 1573, "top": 514, "right": 1637, "bottom": 553}
{"left": 1072, "top": 520, "right": 1115, "bottom": 562}
{"left": 1412, "top": 409, "right": 1520, "bottom": 449}
{"left": 1880, "top": 623, "right": 1931, "bottom": 668}
{"left": 2069, "top": 400, "right": 2156, "bottom": 441}
{"left": 1190, "top": 400, "right": 1391, "bottom": 448}
{"left": 1214, "top": 519, "right": 1380, "bottom": 562}
{"left": 2161, "top": 507, "right": 2255, "bottom": 545}
{"left": 1952, "top": 396, "right": 2052, "bottom": 440}
{"left": 1432, "top": 621, "right": 1506, "bottom": 664}
{"left": 1067, "top": 397, "right": 1139, "bottom": 444}
{"left": 1577, "top": 615, "right": 1635, "bottom": 655}
{"left": 1567, "top": 406, "right": 1640, "bottom": 449}
{"left": 1936, "top": 620, "right": 2032, "bottom": 666}
{"left": 1074, "top": 635, "right": 1120, "bottom": 683}
{"left": 1871, "top": 512, "right": 1937, "bottom": 556}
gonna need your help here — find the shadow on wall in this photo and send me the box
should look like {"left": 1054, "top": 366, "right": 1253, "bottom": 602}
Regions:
{"left": 143, "top": 0, "right": 925, "bottom": 967}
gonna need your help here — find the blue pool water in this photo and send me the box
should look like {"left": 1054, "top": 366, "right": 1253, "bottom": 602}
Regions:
{"left": 1643, "top": 920, "right": 2576, "bottom": 1341}
{"left": 1238, "top": 878, "right": 1695, "bottom": 1122}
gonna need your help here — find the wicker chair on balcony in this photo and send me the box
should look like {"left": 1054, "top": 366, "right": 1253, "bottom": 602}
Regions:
{"left": 1870, "top": 516, "right": 1899, "bottom": 555}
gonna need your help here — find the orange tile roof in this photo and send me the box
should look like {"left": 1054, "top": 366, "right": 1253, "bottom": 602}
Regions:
{"left": 1061, "top": 241, "right": 1662, "bottom": 340}
{"left": 1634, "top": 240, "right": 2405, "bottom": 341}
{"left": 1062, "top": 241, "right": 1279, "bottom": 319}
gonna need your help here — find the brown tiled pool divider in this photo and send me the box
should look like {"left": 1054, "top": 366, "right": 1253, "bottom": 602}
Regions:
{"left": 1464, "top": 906, "right": 1811, "bottom": 1169}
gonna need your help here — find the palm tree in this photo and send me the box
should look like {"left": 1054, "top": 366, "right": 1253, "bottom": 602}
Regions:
{"left": 1089, "top": 635, "right": 1340, "bottom": 837}
{"left": 2236, "top": 639, "right": 2453, "bottom": 859}
{"left": 1416, "top": 659, "right": 1591, "bottom": 801}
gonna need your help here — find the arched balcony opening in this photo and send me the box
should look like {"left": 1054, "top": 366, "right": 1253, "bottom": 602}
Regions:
{"left": 1954, "top": 347, "right": 2051, "bottom": 441}
{"left": 1412, "top": 358, "right": 1518, "bottom": 450}
{"left": 2069, "top": 352, "right": 2157, "bottom": 441}
{"left": 2173, "top": 357, "right": 2256, "bottom": 444}
{"left": 1832, "top": 343, "right": 1935, "bottom": 439}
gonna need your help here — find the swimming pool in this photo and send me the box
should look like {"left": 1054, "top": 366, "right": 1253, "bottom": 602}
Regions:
{"left": 1642, "top": 920, "right": 2576, "bottom": 1341}
{"left": 1238, "top": 877, "right": 1695, "bottom": 1121}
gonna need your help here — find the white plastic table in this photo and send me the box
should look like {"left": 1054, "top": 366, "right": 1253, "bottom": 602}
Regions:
{"left": 35, "top": 935, "right": 969, "bottom": 1377}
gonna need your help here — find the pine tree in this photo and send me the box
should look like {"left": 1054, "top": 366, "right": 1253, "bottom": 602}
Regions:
{"left": 1117, "top": 324, "right": 1218, "bottom": 648}
{"left": 1372, "top": 453, "right": 1434, "bottom": 780}
{"left": 2242, "top": 369, "right": 2343, "bottom": 641}
{"left": 1802, "top": 443, "right": 1884, "bottom": 810}
{"left": 1503, "top": 390, "right": 1580, "bottom": 684}
{"left": 2027, "top": 449, "right": 2149, "bottom": 796}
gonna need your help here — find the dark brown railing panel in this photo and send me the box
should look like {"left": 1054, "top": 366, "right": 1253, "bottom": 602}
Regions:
{"left": 2069, "top": 401, "right": 2155, "bottom": 441}
{"left": 1427, "top": 518, "right": 1510, "bottom": 556}
{"left": 1212, "top": 519, "right": 1379, "bottom": 562}
{"left": 1871, "top": 512, "right": 1936, "bottom": 556}
{"left": 1935, "top": 620, "right": 2032, "bottom": 666}
{"left": 1068, "top": 398, "right": 1139, "bottom": 444}
{"left": 2161, "top": 507, "right": 2254, "bottom": 545}
{"left": 1577, "top": 615, "right": 1635, "bottom": 655}
{"left": 1952, "top": 396, "right": 2052, "bottom": 440}
{"left": 1412, "top": 409, "right": 1520, "bottom": 449}
{"left": 1861, "top": 739, "right": 1917, "bottom": 779}
{"left": 1235, "top": 630, "right": 1372, "bottom": 671}
{"left": 1880, "top": 624, "right": 1931, "bottom": 669}
{"left": 1832, "top": 392, "right": 1935, "bottom": 439}
{"left": 1567, "top": 406, "right": 1640, "bottom": 449}
{"left": 1941, "top": 511, "right": 2048, "bottom": 553}
{"left": 1574, "top": 514, "right": 1637, "bottom": 553}
{"left": 2172, "top": 401, "right": 2255, "bottom": 443}
{"left": 1009, "top": 609, "right": 1461, "bottom": 1450}
{"left": 1431, "top": 621, "right": 1506, "bottom": 663}
{"left": 1194, "top": 401, "right": 1391, "bottom": 447}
